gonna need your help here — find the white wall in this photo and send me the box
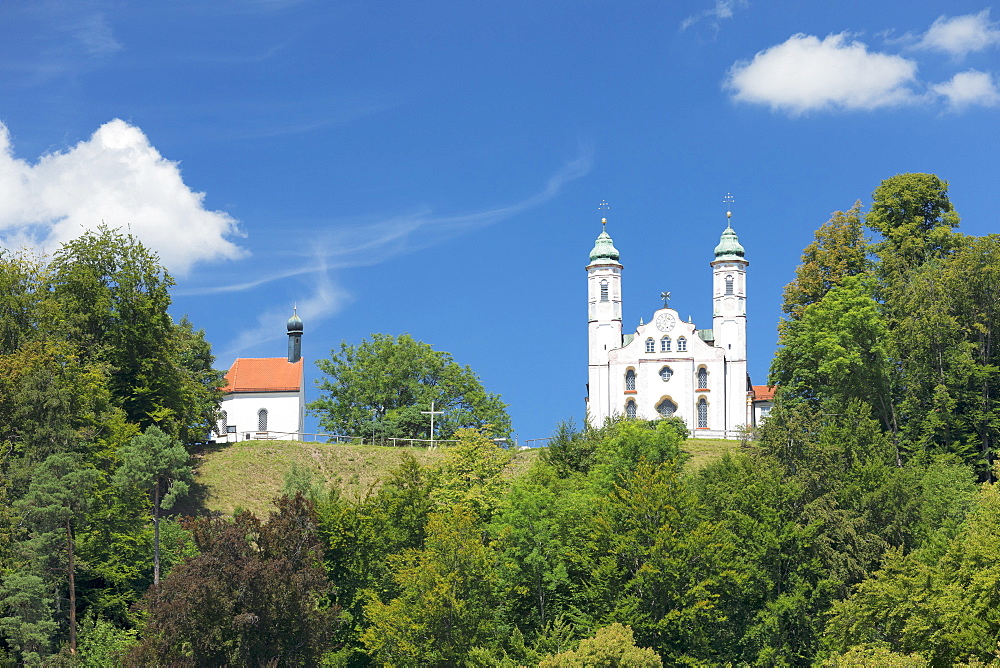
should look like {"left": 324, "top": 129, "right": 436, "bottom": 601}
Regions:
{"left": 218, "top": 390, "right": 304, "bottom": 441}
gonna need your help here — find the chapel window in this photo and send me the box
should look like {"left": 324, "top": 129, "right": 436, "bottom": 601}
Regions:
{"left": 645, "top": 338, "right": 655, "bottom": 353}
{"left": 697, "top": 367, "right": 708, "bottom": 389}
{"left": 698, "top": 398, "right": 708, "bottom": 429}
{"left": 725, "top": 275, "right": 734, "bottom": 296}
{"left": 625, "top": 400, "right": 637, "bottom": 419}
{"left": 258, "top": 408, "right": 268, "bottom": 432}
{"left": 219, "top": 411, "right": 228, "bottom": 436}
{"left": 677, "top": 337, "right": 687, "bottom": 352}
{"left": 657, "top": 398, "right": 677, "bottom": 417}
{"left": 660, "top": 336, "right": 671, "bottom": 352}
{"left": 625, "top": 369, "right": 636, "bottom": 391}
{"left": 600, "top": 279, "right": 609, "bottom": 302}
{"left": 659, "top": 366, "right": 673, "bottom": 382}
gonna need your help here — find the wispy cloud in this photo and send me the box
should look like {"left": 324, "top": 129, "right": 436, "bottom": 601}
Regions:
{"left": 0, "top": 3, "right": 122, "bottom": 82}
{"left": 917, "top": 9, "right": 1000, "bottom": 59}
{"left": 681, "top": 0, "right": 749, "bottom": 32}
{"left": 64, "top": 12, "right": 123, "bottom": 56}
{"left": 216, "top": 260, "right": 349, "bottom": 363}
{"left": 199, "top": 148, "right": 592, "bottom": 357}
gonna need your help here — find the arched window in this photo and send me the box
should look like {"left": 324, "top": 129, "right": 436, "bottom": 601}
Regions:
{"left": 725, "top": 275, "right": 734, "bottom": 295}
{"left": 656, "top": 398, "right": 677, "bottom": 417}
{"left": 660, "top": 336, "right": 671, "bottom": 352}
{"left": 677, "top": 336, "right": 687, "bottom": 352}
{"left": 219, "top": 410, "right": 228, "bottom": 436}
{"left": 625, "top": 369, "right": 636, "bottom": 391}
{"left": 698, "top": 398, "right": 708, "bottom": 428}
{"left": 645, "top": 338, "right": 655, "bottom": 353}
{"left": 258, "top": 408, "right": 268, "bottom": 432}
{"left": 600, "top": 279, "right": 609, "bottom": 302}
{"left": 697, "top": 367, "right": 708, "bottom": 389}
{"left": 659, "top": 366, "right": 673, "bottom": 382}
{"left": 625, "top": 400, "right": 637, "bottom": 419}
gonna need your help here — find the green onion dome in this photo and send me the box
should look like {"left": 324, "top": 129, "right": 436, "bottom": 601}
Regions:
{"left": 589, "top": 219, "right": 621, "bottom": 264}
{"left": 714, "top": 222, "right": 745, "bottom": 260}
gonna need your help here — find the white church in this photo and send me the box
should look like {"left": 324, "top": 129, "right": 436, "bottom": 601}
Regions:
{"left": 586, "top": 211, "right": 759, "bottom": 438}
{"left": 215, "top": 310, "right": 306, "bottom": 441}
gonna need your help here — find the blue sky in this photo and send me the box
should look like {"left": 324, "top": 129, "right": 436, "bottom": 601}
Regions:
{"left": 1, "top": 0, "right": 998, "bottom": 442}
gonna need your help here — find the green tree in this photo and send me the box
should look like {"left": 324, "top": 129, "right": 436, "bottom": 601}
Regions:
{"left": 538, "top": 623, "right": 663, "bottom": 668}
{"left": 431, "top": 428, "right": 512, "bottom": 521}
{"left": 50, "top": 225, "right": 223, "bottom": 444}
{"left": 888, "top": 236, "right": 1000, "bottom": 472}
{"left": 781, "top": 202, "right": 871, "bottom": 319}
{"left": 867, "top": 173, "right": 962, "bottom": 288}
{"left": 309, "top": 333, "right": 511, "bottom": 442}
{"left": 491, "top": 467, "right": 597, "bottom": 639}
{"left": 824, "top": 479, "right": 1000, "bottom": 665}
{"left": 15, "top": 452, "right": 101, "bottom": 657}
{"left": 581, "top": 461, "right": 739, "bottom": 663}
{"left": 317, "top": 453, "right": 435, "bottom": 661}
{"left": 0, "top": 571, "right": 58, "bottom": 666}
{"left": 112, "top": 425, "right": 193, "bottom": 585}
{"left": 362, "top": 506, "right": 499, "bottom": 666}
{"left": 771, "top": 276, "right": 899, "bottom": 446}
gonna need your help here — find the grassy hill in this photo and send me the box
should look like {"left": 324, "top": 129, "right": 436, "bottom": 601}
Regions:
{"left": 188, "top": 437, "right": 736, "bottom": 517}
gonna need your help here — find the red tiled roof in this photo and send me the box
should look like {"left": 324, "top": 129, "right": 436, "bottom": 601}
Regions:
{"left": 223, "top": 358, "right": 303, "bottom": 393}
{"left": 752, "top": 384, "right": 776, "bottom": 402}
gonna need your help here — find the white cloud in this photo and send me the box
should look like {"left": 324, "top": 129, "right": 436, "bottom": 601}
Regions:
{"left": 196, "top": 149, "right": 593, "bottom": 357}
{"left": 681, "top": 0, "right": 749, "bottom": 31}
{"left": 0, "top": 119, "right": 245, "bottom": 274}
{"left": 933, "top": 69, "right": 1000, "bottom": 109}
{"left": 726, "top": 33, "right": 919, "bottom": 114}
{"left": 918, "top": 9, "right": 1000, "bottom": 58}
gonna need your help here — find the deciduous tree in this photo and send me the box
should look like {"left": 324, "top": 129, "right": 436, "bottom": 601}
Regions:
{"left": 309, "top": 333, "right": 511, "bottom": 442}
{"left": 128, "top": 494, "right": 335, "bottom": 667}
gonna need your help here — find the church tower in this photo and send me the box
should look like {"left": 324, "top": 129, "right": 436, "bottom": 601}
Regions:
{"left": 710, "top": 210, "right": 749, "bottom": 432}
{"left": 287, "top": 307, "right": 303, "bottom": 363}
{"left": 587, "top": 218, "right": 623, "bottom": 422}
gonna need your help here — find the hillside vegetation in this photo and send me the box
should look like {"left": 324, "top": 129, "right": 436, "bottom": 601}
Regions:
{"left": 190, "top": 437, "right": 732, "bottom": 516}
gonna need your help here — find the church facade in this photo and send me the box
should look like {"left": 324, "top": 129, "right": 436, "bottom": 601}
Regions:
{"left": 586, "top": 213, "right": 752, "bottom": 438}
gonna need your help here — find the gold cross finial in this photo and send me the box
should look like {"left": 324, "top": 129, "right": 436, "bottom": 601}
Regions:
{"left": 723, "top": 193, "right": 734, "bottom": 220}
{"left": 598, "top": 200, "right": 610, "bottom": 226}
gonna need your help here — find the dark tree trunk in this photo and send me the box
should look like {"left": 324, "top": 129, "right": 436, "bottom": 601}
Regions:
{"left": 67, "top": 519, "right": 77, "bottom": 655}
{"left": 154, "top": 477, "right": 161, "bottom": 585}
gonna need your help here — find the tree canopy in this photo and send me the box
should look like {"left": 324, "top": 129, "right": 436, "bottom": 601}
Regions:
{"left": 309, "top": 333, "right": 511, "bottom": 442}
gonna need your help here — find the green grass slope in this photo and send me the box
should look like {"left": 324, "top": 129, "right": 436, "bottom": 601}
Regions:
{"left": 189, "top": 437, "right": 734, "bottom": 517}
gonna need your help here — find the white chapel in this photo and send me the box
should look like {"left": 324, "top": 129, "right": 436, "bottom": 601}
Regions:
{"left": 215, "top": 310, "right": 306, "bottom": 442}
{"left": 586, "top": 211, "right": 754, "bottom": 438}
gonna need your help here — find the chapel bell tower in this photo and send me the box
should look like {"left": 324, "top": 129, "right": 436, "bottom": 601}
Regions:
{"left": 587, "top": 217, "right": 623, "bottom": 422}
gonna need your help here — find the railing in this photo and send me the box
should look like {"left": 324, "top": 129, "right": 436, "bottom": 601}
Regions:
{"left": 214, "top": 431, "right": 459, "bottom": 448}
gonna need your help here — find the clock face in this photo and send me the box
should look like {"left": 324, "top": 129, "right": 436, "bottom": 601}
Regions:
{"left": 655, "top": 312, "right": 676, "bottom": 332}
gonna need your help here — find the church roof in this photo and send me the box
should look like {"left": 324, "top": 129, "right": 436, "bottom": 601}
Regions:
{"left": 223, "top": 357, "right": 303, "bottom": 393}
{"left": 752, "top": 384, "right": 776, "bottom": 402}
{"left": 588, "top": 220, "right": 621, "bottom": 264}
{"left": 714, "top": 222, "right": 746, "bottom": 261}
